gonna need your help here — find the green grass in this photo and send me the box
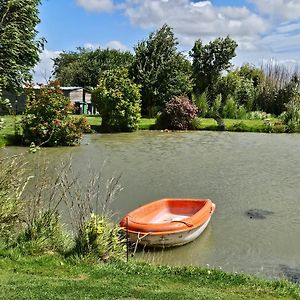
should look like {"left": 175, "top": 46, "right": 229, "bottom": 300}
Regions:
{"left": 0, "top": 115, "right": 286, "bottom": 148}
{"left": 0, "top": 252, "right": 299, "bottom": 300}
{"left": 138, "top": 118, "right": 156, "bottom": 130}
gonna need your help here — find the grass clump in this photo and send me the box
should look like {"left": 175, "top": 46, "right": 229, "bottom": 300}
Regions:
{"left": 0, "top": 155, "right": 126, "bottom": 261}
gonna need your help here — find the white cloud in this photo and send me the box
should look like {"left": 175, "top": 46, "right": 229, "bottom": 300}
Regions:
{"left": 123, "top": 0, "right": 268, "bottom": 50}
{"left": 76, "top": 0, "right": 114, "bottom": 12}
{"left": 33, "top": 49, "right": 61, "bottom": 84}
{"left": 249, "top": 0, "right": 300, "bottom": 21}
{"left": 84, "top": 40, "right": 128, "bottom": 51}
{"left": 105, "top": 40, "right": 128, "bottom": 51}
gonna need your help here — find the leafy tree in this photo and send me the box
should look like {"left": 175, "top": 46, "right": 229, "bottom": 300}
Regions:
{"left": 0, "top": 0, "right": 44, "bottom": 92}
{"left": 22, "top": 82, "right": 90, "bottom": 146}
{"left": 92, "top": 69, "right": 141, "bottom": 132}
{"left": 130, "top": 24, "right": 192, "bottom": 116}
{"left": 190, "top": 36, "right": 238, "bottom": 99}
{"left": 53, "top": 47, "right": 134, "bottom": 88}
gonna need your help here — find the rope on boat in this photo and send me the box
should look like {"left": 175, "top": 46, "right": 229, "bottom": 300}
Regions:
{"left": 133, "top": 232, "right": 152, "bottom": 255}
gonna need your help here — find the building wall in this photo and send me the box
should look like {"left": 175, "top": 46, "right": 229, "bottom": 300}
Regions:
{"left": 1, "top": 88, "right": 93, "bottom": 115}
{"left": 0, "top": 91, "right": 26, "bottom": 115}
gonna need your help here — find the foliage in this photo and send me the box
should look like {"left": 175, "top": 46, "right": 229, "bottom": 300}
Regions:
{"left": 53, "top": 47, "right": 134, "bottom": 87}
{"left": 247, "top": 111, "right": 272, "bottom": 120}
{"left": 16, "top": 210, "right": 68, "bottom": 255}
{"left": 192, "top": 92, "right": 209, "bottom": 117}
{"left": 222, "top": 96, "right": 238, "bottom": 119}
{"left": 236, "top": 105, "right": 248, "bottom": 119}
{"left": 0, "top": 156, "right": 29, "bottom": 241}
{"left": 229, "top": 121, "right": 249, "bottom": 132}
{"left": 0, "top": 0, "right": 44, "bottom": 92}
{"left": 73, "top": 214, "right": 126, "bottom": 262}
{"left": 256, "top": 63, "right": 300, "bottom": 115}
{"left": 130, "top": 24, "right": 192, "bottom": 116}
{"left": 190, "top": 36, "right": 238, "bottom": 98}
{"left": 157, "top": 96, "right": 198, "bottom": 130}
{"left": 216, "top": 67, "right": 258, "bottom": 112}
{"left": 22, "top": 82, "right": 90, "bottom": 146}
{"left": 209, "top": 94, "right": 222, "bottom": 116}
{"left": 92, "top": 68, "right": 141, "bottom": 132}
{"left": 280, "top": 96, "right": 300, "bottom": 133}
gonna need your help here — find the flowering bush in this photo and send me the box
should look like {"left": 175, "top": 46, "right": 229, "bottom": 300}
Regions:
{"left": 157, "top": 96, "right": 198, "bottom": 130}
{"left": 22, "top": 82, "right": 90, "bottom": 146}
{"left": 74, "top": 214, "right": 126, "bottom": 262}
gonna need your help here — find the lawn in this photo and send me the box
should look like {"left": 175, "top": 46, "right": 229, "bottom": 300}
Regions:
{"left": 0, "top": 253, "right": 299, "bottom": 300}
{"left": 0, "top": 115, "right": 284, "bottom": 148}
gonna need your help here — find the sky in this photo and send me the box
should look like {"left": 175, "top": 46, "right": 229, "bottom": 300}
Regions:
{"left": 34, "top": 0, "right": 300, "bottom": 83}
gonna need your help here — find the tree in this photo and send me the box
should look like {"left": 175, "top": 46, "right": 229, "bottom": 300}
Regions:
{"left": 190, "top": 36, "right": 238, "bottom": 99}
{"left": 0, "top": 0, "right": 44, "bottom": 92}
{"left": 129, "top": 24, "right": 192, "bottom": 116}
{"left": 53, "top": 47, "right": 134, "bottom": 88}
{"left": 92, "top": 69, "right": 141, "bottom": 132}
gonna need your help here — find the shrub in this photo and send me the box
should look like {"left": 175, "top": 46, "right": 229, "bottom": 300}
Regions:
{"left": 222, "top": 96, "right": 238, "bottom": 118}
{"left": 236, "top": 105, "right": 248, "bottom": 119}
{"left": 73, "top": 214, "right": 126, "bottom": 262}
{"left": 247, "top": 111, "right": 272, "bottom": 120}
{"left": 92, "top": 68, "right": 141, "bottom": 132}
{"left": 22, "top": 82, "right": 90, "bottom": 146}
{"left": 192, "top": 92, "right": 209, "bottom": 117}
{"left": 280, "top": 97, "right": 300, "bottom": 133}
{"left": 209, "top": 94, "right": 222, "bottom": 116}
{"left": 156, "top": 96, "right": 198, "bottom": 130}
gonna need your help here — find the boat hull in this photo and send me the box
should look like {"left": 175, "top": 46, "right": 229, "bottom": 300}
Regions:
{"left": 128, "top": 217, "right": 211, "bottom": 248}
{"left": 120, "top": 198, "right": 216, "bottom": 248}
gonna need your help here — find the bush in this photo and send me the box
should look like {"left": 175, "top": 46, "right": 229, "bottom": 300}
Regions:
{"left": 73, "top": 214, "right": 126, "bottom": 262}
{"left": 280, "top": 97, "right": 300, "bottom": 133}
{"left": 22, "top": 82, "right": 90, "bottom": 146}
{"left": 222, "top": 96, "right": 238, "bottom": 118}
{"left": 192, "top": 92, "right": 209, "bottom": 117}
{"left": 156, "top": 96, "right": 198, "bottom": 130}
{"left": 236, "top": 105, "right": 248, "bottom": 119}
{"left": 209, "top": 94, "right": 222, "bottom": 116}
{"left": 247, "top": 111, "right": 272, "bottom": 120}
{"left": 92, "top": 68, "right": 141, "bottom": 132}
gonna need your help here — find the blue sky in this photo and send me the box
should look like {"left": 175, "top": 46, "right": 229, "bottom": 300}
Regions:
{"left": 34, "top": 0, "right": 300, "bottom": 83}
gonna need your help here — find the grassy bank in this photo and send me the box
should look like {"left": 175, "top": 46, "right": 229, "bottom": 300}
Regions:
{"left": 0, "top": 252, "right": 299, "bottom": 300}
{"left": 0, "top": 115, "right": 286, "bottom": 148}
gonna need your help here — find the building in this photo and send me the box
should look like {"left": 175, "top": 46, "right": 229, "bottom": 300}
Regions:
{"left": 0, "top": 86, "right": 94, "bottom": 115}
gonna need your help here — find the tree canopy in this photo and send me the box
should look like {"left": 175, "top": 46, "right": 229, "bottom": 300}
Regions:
{"left": 53, "top": 47, "right": 134, "bottom": 88}
{"left": 92, "top": 69, "right": 141, "bottom": 132}
{"left": 129, "top": 24, "right": 192, "bottom": 116}
{"left": 0, "top": 0, "right": 44, "bottom": 92}
{"left": 190, "top": 36, "right": 238, "bottom": 99}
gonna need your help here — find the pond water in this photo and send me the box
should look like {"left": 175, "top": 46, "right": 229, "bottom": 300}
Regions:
{"left": 1, "top": 131, "right": 300, "bottom": 280}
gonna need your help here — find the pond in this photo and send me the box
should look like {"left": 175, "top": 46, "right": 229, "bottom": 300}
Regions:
{"left": 1, "top": 131, "right": 300, "bottom": 280}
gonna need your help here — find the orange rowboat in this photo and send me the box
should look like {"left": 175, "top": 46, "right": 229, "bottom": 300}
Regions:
{"left": 120, "top": 198, "right": 216, "bottom": 248}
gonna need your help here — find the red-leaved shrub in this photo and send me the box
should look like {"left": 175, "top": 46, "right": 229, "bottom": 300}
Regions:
{"left": 157, "top": 96, "right": 198, "bottom": 130}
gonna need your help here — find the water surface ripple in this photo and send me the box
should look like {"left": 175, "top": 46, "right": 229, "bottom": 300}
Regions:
{"left": 1, "top": 131, "right": 300, "bottom": 279}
